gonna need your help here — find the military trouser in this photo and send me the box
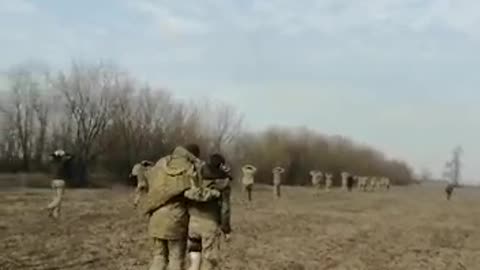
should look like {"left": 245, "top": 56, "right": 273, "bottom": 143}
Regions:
{"left": 150, "top": 238, "right": 186, "bottom": 270}
{"left": 47, "top": 180, "right": 65, "bottom": 220}
{"left": 188, "top": 224, "right": 221, "bottom": 270}
{"left": 273, "top": 184, "right": 281, "bottom": 198}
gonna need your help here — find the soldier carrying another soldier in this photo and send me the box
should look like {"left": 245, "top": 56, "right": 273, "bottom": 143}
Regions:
{"left": 142, "top": 144, "right": 221, "bottom": 270}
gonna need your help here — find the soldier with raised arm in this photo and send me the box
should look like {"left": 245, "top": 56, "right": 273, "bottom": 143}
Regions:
{"left": 130, "top": 160, "right": 154, "bottom": 208}
{"left": 46, "top": 149, "right": 72, "bottom": 220}
{"left": 241, "top": 164, "right": 257, "bottom": 202}
{"left": 272, "top": 166, "right": 285, "bottom": 198}
{"left": 310, "top": 170, "right": 323, "bottom": 192}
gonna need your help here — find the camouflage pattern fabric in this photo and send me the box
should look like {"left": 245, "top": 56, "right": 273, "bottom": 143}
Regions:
{"left": 143, "top": 146, "right": 200, "bottom": 240}
{"left": 149, "top": 238, "right": 186, "bottom": 270}
{"left": 187, "top": 159, "right": 232, "bottom": 270}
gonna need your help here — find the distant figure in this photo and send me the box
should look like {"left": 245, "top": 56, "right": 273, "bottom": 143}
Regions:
{"left": 241, "top": 165, "right": 257, "bottom": 202}
{"left": 368, "top": 177, "right": 378, "bottom": 192}
{"left": 358, "top": 176, "right": 368, "bottom": 192}
{"left": 341, "top": 172, "right": 349, "bottom": 190}
{"left": 272, "top": 166, "right": 285, "bottom": 198}
{"left": 46, "top": 149, "right": 72, "bottom": 219}
{"left": 310, "top": 170, "right": 323, "bottom": 192}
{"left": 347, "top": 175, "right": 355, "bottom": 192}
{"left": 325, "top": 173, "right": 333, "bottom": 192}
{"left": 130, "top": 160, "right": 154, "bottom": 208}
{"left": 380, "top": 177, "right": 391, "bottom": 191}
{"left": 445, "top": 183, "right": 455, "bottom": 200}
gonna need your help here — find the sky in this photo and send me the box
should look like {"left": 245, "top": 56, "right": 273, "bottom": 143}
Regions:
{"left": 0, "top": 0, "right": 479, "bottom": 183}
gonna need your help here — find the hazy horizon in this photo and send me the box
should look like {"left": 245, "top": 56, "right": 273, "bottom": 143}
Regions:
{"left": 1, "top": 0, "right": 479, "bottom": 183}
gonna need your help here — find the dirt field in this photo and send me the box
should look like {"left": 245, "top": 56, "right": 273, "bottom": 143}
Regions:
{"left": 1, "top": 184, "right": 480, "bottom": 270}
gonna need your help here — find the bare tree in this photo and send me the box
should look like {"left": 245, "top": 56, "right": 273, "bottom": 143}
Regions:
{"left": 0, "top": 68, "right": 44, "bottom": 171}
{"left": 198, "top": 100, "right": 243, "bottom": 153}
{"left": 51, "top": 62, "right": 119, "bottom": 186}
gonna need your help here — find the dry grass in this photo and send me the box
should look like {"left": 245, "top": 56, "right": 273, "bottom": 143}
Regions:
{"left": 1, "top": 184, "right": 480, "bottom": 270}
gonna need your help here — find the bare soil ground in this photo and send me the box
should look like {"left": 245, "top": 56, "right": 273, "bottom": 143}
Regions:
{"left": 1, "top": 184, "right": 480, "bottom": 270}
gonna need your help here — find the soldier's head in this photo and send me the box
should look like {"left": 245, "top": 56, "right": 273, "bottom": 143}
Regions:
{"left": 184, "top": 143, "right": 200, "bottom": 158}
{"left": 209, "top": 153, "right": 226, "bottom": 168}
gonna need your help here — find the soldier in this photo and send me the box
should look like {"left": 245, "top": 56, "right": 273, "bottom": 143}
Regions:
{"left": 325, "top": 173, "right": 333, "bottom": 192}
{"left": 368, "top": 177, "right": 378, "bottom": 192}
{"left": 188, "top": 154, "right": 232, "bottom": 270}
{"left": 241, "top": 165, "right": 257, "bottom": 202}
{"left": 272, "top": 166, "right": 285, "bottom": 198}
{"left": 142, "top": 144, "right": 220, "bottom": 270}
{"left": 130, "top": 160, "right": 154, "bottom": 208}
{"left": 46, "top": 149, "right": 73, "bottom": 220}
{"left": 445, "top": 183, "right": 455, "bottom": 200}
{"left": 341, "top": 172, "right": 349, "bottom": 191}
{"left": 384, "top": 177, "right": 391, "bottom": 190}
{"left": 310, "top": 170, "right": 323, "bottom": 192}
{"left": 357, "top": 176, "right": 363, "bottom": 190}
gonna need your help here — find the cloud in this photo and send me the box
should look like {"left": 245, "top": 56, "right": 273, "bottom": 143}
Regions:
{"left": 0, "top": 0, "right": 37, "bottom": 15}
{"left": 126, "top": 0, "right": 211, "bottom": 40}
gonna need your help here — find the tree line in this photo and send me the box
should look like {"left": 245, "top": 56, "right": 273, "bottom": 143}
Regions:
{"left": 0, "top": 61, "right": 414, "bottom": 187}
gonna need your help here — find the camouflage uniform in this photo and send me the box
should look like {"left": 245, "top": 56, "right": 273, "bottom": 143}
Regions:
{"left": 142, "top": 146, "right": 220, "bottom": 270}
{"left": 130, "top": 160, "right": 154, "bottom": 208}
{"left": 188, "top": 154, "right": 232, "bottom": 270}
{"left": 47, "top": 150, "right": 72, "bottom": 219}
{"left": 241, "top": 165, "right": 256, "bottom": 201}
